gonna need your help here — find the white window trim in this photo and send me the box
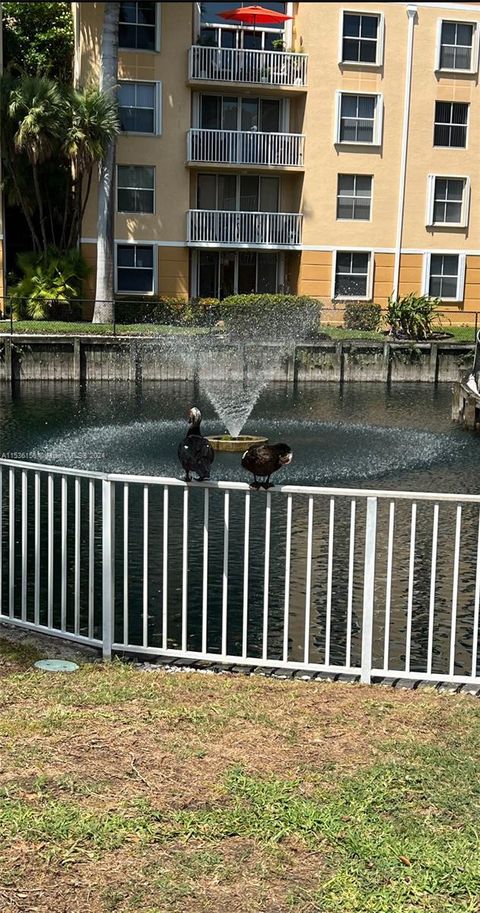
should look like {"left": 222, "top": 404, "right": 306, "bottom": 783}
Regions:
{"left": 331, "top": 250, "right": 374, "bottom": 301}
{"left": 433, "top": 99, "right": 469, "bottom": 149}
{"left": 114, "top": 242, "right": 157, "bottom": 296}
{"left": 338, "top": 10, "right": 385, "bottom": 67}
{"left": 435, "top": 18, "right": 479, "bottom": 74}
{"left": 426, "top": 174, "right": 470, "bottom": 228}
{"left": 422, "top": 251, "right": 466, "bottom": 301}
{"left": 334, "top": 90, "right": 384, "bottom": 147}
{"left": 116, "top": 165, "right": 156, "bottom": 215}
{"left": 118, "top": 80, "right": 162, "bottom": 136}
{"left": 119, "top": 1, "right": 161, "bottom": 53}
{"left": 336, "top": 173, "right": 374, "bottom": 222}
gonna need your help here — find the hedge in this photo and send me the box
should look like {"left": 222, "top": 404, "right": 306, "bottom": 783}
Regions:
{"left": 343, "top": 301, "right": 382, "bottom": 332}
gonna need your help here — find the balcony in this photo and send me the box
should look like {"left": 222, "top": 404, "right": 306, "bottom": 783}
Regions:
{"left": 188, "top": 46, "right": 308, "bottom": 90}
{"left": 187, "top": 210, "right": 303, "bottom": 248}
{"left": 187, "top": 129, "right": 305, "bottom": 169}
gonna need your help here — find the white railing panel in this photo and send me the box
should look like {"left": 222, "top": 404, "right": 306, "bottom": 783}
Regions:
{"left": 189, "top": 46, "right": 308, "bottom": 88}
{"left": 187, "top": 209, "right": 303, "bottom": 247}
{"left": 187, "top": 129, "right": 305, "bottom": 167}
{"left": 1, "top": 458, "right": 480, "bottom": 688}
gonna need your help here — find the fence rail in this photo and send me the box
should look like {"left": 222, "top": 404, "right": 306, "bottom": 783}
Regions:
{"left": 187, "top": 210, "right": 303, "bottom": 246}
{"left": 187, "top": 128, "right": 305, "bottom": 167}
{"left": 2, "top": 458, "right": 480, "bottom": 686}
{"left": 188, "top": 46, "right": 308, "bottom": 88}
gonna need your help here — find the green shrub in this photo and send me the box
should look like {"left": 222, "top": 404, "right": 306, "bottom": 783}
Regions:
{"left": 219, "top": 294, "right": 322, "bottom": 339}
{"left": 9, "top": 248, "right": 89, "bottom": 321}
{"left": 343, "top": 301, "right": 382, "bottom": 332}
{"left": 386, "top": 293, "right": 442, "bottom": 340}
{"left": 113, "top": 298, "right": 158, "bottom": 324}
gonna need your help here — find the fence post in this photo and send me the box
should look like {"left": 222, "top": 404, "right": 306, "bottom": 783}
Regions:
{"left": 361, "top": 496, "right": 377, "bottom": 684}
{"left": 102, "top": 478, "right": 115, "bottom": 660}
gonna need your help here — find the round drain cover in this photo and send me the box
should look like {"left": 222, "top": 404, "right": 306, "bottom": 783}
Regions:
{"left": 34, "top": 659, "right": 79, "bottom": 673}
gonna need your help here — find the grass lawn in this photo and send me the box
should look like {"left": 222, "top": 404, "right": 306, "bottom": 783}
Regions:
{"left": 0, "top": 321, "right": 209, "bottom": 336}
{"left": 1, "top": 638, "right": 480, "bottom": 912}
{"left": 321, "top": 324, "right": 476, "bottom": 343}
{"left": 0, "top": 321, "right": 475, "bottom": 342}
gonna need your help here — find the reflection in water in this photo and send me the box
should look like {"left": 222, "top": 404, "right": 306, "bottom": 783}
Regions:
{"left": 1, "top": 381, "right": 480, "bottom": 674}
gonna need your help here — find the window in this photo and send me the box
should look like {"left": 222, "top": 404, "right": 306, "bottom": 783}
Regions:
{"left": 197, "top": 174, "right": 279, "bottom": 211}
{"left": 437, "top": 20, "right": 477, "bottom": 72}
{"left": 425, "top": 253, "right": 465, "bottom": 300}
{"left": 334, "top": 251, "right": 372, "bottom": 299}
{"left": 197, "top": 250, "right": 281, "bottom": 298}
{"left": 335, "top": 92, "right": 383, "bottom": 145}
{"left": 434, "top": 101, "right": 468, "bottom": 148}
{"left": 118, "top": 81, "right": 160, "bottom": 134}
{"left": 426, "top": 175, "right": 470, "bottom": 227}
{"left": 337, "top": 175, "right": 372, "bottom": 220}
{"left": 117, "top": 244, "right": 155, "bottom": 293}
{"left": 200, "top": 96, "right": 281, "bottom": 132}
{"left": 117, "top": 166, "right": 155, "bottom": 213}
{"left": 119, "top": 1, "right": 158, "bottom": 51}
{"left": 341, "top": 11, "right": 384, "bottom": 65}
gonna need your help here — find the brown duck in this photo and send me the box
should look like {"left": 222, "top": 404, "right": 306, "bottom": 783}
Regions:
{"left": 241, "top": 443, "right": 293, "bottom": 490}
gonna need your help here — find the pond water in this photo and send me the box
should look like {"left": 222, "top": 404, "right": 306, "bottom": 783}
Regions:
{"left": 0, "top": 380, "right": 477, "bottom": 492}
{"left": 1, "top": 381, "right": 479, "bottom": 674}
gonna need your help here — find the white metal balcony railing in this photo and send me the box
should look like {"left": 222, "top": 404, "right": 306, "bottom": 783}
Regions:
{"left": 188, "top": 46, "right": 308, "bottom": 88}
{"left": 187, "top": 128, "right": 305, "bottom": 167}
{"left": 187, "top": 210, "right": 303, "bottom": 247}
{"left": 3, "top": 457, "right": 480, "bottom": 689}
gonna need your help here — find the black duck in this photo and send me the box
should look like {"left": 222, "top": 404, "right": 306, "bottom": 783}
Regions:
{"left": 178, "top": 406, "right": 214, "bottom": 482}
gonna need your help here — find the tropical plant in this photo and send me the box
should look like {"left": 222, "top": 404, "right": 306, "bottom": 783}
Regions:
{"left": 2, "top": 2, "right": 74, "bottom": 82}
{"left": 8, "top": 76, "right": 66, "bottom": 253}
{"left": 0, "top": 74, "right": 119, "bottom": 255}
{"left": 344, "top": 301, "right": 382, "bottom": 332}
{"left": 62, "top": 87, "right": 119, "bottom": 249}
{"left": 93, "top": 1, "right": 121, "bottom": 325}
{"left": 386, "top": 293, "right": 442, "bottom": 339}
{"left": 9, "top": 248, "right": 89, "bottom": 320}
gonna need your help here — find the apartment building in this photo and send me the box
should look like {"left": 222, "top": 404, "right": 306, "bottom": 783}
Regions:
{"left": 75, "top": 1, "right": 480, "bottom": 318}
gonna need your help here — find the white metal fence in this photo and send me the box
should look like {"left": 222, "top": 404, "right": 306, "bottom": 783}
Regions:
{"left": 187, "top": 129, "right": 305, "bottom": 167}
{"left": 2, "top": 458, "right": 480, "bottom": 687}
{"left": 187, "top": 210, "right": 303, "bottom": 247}
{"left": 188, "top": 46, "right": 308, "bottom": 88}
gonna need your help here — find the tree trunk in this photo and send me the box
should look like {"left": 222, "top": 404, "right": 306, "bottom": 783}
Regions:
{"left": 92, "top": 1, "right": 120, "bottom": 324}
{"left": 32, "top": 163, "right": 48, "bottom": 255}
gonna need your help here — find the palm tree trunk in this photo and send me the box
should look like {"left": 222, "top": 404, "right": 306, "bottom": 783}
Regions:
{"left": 78, "top": 169, "right": 93, "bottom": 243}
{"left": 5, "top": 158, "right": 41, "bottom": 251}
{"left": 93, "top": 1, "right": 120, "bottom": 324}
{"left": 33, "top": 163, "right": 48, "bottom": 255}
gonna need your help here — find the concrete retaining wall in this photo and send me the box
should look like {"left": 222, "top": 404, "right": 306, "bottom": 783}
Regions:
{"left": 0, "top": 335, "right": 474, "bottom": 383}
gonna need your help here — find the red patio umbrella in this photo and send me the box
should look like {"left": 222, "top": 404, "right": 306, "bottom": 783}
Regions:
{"left": 219, "top": 5, "right": 293, "bottom": 31}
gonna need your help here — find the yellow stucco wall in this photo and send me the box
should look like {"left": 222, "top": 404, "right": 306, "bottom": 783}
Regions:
{"left": 80, "top": 1, "right": 192, "bottom": 246}
{"left": 75, "top": 1, "right": 480, "bottom": 321}
{"left": 158, "top": 247, "right": 189, "bottom": 299}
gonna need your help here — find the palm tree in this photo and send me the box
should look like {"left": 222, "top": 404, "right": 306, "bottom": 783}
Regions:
{"left": 92, "top": 1, "right": 120, "bottom": 324}
{"left": 62, "top": 87, "right": 119, "bottom": 250}
{"left": 0, "top": 73, "right": 42, "bottom": 252}
{"left": 8, "top": 76, "right": 66, "bottom": 255}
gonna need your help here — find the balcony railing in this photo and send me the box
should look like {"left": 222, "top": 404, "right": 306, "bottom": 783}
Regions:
{"left": 188, "top": 46, "right": 308, "bottom": 88}
{"left": 187, "top": 128, "right": 305, "bottom": 167}
{"left": 187, "top": 210, "right": 303, "bottom": 247}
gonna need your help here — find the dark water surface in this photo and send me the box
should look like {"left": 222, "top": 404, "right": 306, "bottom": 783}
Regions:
{"left": 1, "top": 381, "right": 479, "bottom": 673}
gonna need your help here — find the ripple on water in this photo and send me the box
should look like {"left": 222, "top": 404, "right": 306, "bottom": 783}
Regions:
{"left": 29, "top": 417, "right": 467, "bottom": 485}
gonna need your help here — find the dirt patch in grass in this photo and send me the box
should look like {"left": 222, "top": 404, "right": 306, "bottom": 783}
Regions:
{"left": 1, "top": 649, "right": 480, "bottom": 912}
